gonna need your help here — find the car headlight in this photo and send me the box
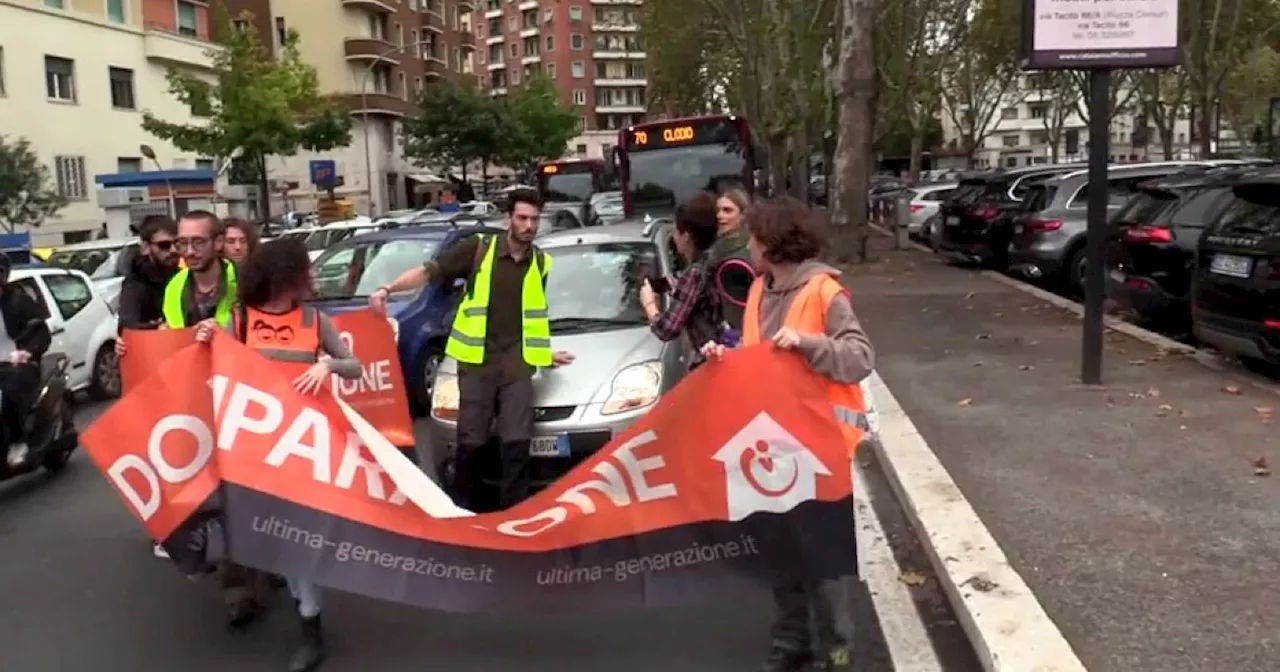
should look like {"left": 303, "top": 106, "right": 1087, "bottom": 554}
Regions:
{"left": 601, "top": 361, "right": 662, "bottom": 416}
{"left": 431, "top": 371, "right": 459, "bottom": 421}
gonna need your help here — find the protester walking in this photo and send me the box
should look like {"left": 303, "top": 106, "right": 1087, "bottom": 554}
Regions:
{"left": 638, "top": 192, "right": 725, "bottom": 368}
{"left": 162, "top": 211, "right": 238, "bottom": 329}
{"left": 700, "top": 197, "right": 874, "bottom": 672}
{"left": 116, "top": 215, "right": 179, "bottom": 333}
{"left": 222, "top": 218, "right": 261, "bottom": 266}
{"left": 369, "top": 188, "right": 573, "bottom": 511}
{"left": 707, "top": 188, "right": 755, "bottom": 330}
{"left": 203, "top": 237, "right": 362, "bottom": 672}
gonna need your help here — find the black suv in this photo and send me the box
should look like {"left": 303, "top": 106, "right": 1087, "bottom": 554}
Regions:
{"left": 1191, "top": 171, "right": 1280, "bottom": 368}
{"left": 937, "top": 163, "right": 1087, "bottom": 269}
{"left": 1108, "top": 167, "right": 1253, "bottom": 329}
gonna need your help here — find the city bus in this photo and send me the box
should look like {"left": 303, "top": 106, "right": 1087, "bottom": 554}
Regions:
{"left": 535, "top": 158, "right": 608, "bottom": 203}
{"left": 615, "top": 115, "right": 761, "bottom": 218}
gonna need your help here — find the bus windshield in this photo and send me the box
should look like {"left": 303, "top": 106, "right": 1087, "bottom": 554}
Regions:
{"left": 624, "top": 143, "right": 747, "bottom": 215}
{"left": 541, "top": 172, "right": 595, "bottom": 202}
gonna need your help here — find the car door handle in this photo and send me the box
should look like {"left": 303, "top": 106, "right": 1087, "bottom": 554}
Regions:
{"left": 51, "top": 327, "right": 64, "bottom": 335}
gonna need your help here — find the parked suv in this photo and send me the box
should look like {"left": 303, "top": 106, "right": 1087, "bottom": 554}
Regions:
{"left": 937, "top": 163, "right": 1087, "bottom": 269}
{"left": 1191, "top": 171, "right": 1280, "bottom": 370}
{"left": 1007, "top": 162, "right": 1221, "bottom": 292}
{"left": 1107, "top": 167, "right": 1254, "bottom": 329}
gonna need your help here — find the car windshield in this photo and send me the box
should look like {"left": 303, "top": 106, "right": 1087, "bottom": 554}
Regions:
{"left": 89, "top": 245, "right": 137, "bottom": 279}
{"left": 625, "top": 143, "right": 747, "bottom": 215}
{"left": 541, "top": 172, "right": 595, "bottom": 202}
{"left": 543, "top": 242, "right": 656, "bottom": 331}
{"left": 50, "top": 247, "right": 121, "bottom": 275}
{"left": 312, "top": 238, "right": 439, "bottom": 299}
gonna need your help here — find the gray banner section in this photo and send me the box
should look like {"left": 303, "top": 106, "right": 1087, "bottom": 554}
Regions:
{"left": 173, "top": 484, "right": 858, "bottom": 613}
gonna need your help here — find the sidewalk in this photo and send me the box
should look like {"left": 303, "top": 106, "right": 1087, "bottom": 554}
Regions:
{"left": 845, "top": 239, "right": 1280, "bottom": 672}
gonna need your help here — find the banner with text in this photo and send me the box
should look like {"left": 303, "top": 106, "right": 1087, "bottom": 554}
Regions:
{"left": 83, "top": 335, "right": 858, "bottom": 613}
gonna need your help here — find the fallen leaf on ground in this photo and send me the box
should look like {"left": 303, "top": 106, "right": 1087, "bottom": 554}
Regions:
{"left": 994, "top": 312, "right": 1003, "bottom": 317}
{"left": 1256, "top": 407, "right": 1274, "bottom": 421}
{"left": 965, "top": 292, "right": 975, "bottom": 299}
{"left": 1224, "top": 385, "right": 1242, "bottom": 395}
{"left": 976, "top": 333, "right": 992, "bottom": 340}
{"left": 957, "top": 398, "right": 973, "bottom": 407}
{"left": 1253, "top": 457, "right": 1270, "bottom": 477}
{"left": 899, "top": 570, "right": 927, "bottom": 587}
{"left": 1147, "top": 387, "right": 1161, "bottom": 397}
{"left": 974, "top": 361, "right": 984, "bottom": 367}
{"left": 1129, "top": 359, "right": 1146, "bottom": 366}
{"left": 1155, "top": 404, "right": 1174, "bottom": 417}
{"left": 1018, "top": 364, "right": 1034, "bottom": 371}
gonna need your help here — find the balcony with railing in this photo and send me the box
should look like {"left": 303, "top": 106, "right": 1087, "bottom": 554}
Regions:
{"left": 342, "top": 0, "right": 397, "bottom": 12}
{"left": 344, "top": 38, "right": 400, "bottom": 64}
{"left": 421, "top": 11, "right": 445, "bottom": 33}
{"left": 143, "top": 23, "right": 218, "bottom": 70}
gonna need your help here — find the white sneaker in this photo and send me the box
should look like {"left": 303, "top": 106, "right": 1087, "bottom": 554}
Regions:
{"left": 6, "top": 443, "right": 29, "bottom": 467}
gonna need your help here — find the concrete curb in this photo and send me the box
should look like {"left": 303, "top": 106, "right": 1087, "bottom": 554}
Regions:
{"left": 866, "top": 372, "right": 1090, "bottom": 672}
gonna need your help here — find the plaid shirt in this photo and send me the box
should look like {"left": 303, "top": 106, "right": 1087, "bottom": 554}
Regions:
{"left": 649, "top": 257, "right": 722, "bottom": 349}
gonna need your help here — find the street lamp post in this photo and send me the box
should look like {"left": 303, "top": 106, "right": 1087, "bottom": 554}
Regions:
{"left": 360, "top": 40, "right": 430, "bottom": 216}
{"left": 139, "top": 144, "right": 177, "bottom": 218}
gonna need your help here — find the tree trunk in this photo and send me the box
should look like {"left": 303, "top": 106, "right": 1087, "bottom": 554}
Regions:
{"left": 768, "top": 134, "right": 788, "bottom": 197}
{"left": 789, "top": 130, "right": 808, "bottom": 201}
{"left": 829, "top": 0, "right": 877, "bottom": 264}
{"left": 908, "top": 131, "right": 923, "bottom": 181}
{"left": 255, "top": 154, "right": 271, "bottom": 221}
{"left": 1160, "top": 128, "right": 1175, "bottom": 160}
{"left": 1197, "top": 91, "right": 1214, "bottom": 157}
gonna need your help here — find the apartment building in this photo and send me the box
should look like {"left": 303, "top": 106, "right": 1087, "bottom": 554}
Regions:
{"left": 0, "top": 0, "right": 217, "bottom": 244}
{"left": 474, "top": 0, "right": 646, "bottom": 161}
{"left": 215, "top": 0, "right": 477, "bottom": 213}
{"left": 942, "top": 75, "right": 1242, "bottom": 169}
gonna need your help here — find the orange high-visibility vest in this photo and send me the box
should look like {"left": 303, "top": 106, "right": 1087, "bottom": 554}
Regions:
{"left": 742, "top": 273, "right": 869, "bottom": 451}
{"left": 231, "top": 305, "right": 322, "bottom": 377}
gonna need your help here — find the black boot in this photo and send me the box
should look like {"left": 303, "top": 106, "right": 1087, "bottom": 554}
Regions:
{"left": 759, "top": 646, "right": 813, "bottom": 672}
{"left": 287, "top": 615, "right": 325, "bottom": 672}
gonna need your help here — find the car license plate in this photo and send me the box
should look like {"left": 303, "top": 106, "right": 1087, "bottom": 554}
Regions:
{"left": 1210, "top": 253, "right": 1253, "bottom": 278}
{"left": 945, "top": 216, "right": 960, "bottom": 226}
{"left": 530, "top": 434, "right": 570, "bottom": 457}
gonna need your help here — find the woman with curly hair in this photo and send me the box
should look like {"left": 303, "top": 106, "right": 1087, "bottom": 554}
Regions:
{"left": 221, "top": 218, "right": 261, "bottom": 266}
{"left": 196, "top": 237, "right": 362, "bottom": 672}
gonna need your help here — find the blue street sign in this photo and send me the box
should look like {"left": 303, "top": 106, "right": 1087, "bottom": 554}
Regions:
{"left": 309, "top": 160, "right": 337, "bottom": 188}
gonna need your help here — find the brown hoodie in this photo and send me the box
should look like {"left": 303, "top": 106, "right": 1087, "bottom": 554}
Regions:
{"left": 756, "top": 260, "right": 875, "bottom": 384}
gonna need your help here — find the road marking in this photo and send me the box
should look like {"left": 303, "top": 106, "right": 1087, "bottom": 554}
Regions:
{"left": 854, "top": 463, "right": 944, "bottom": 672}
{"left": 866, "top": 372, "right": 1090, "bottom": 672}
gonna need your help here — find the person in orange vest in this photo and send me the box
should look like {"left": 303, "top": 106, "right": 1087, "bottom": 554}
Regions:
{"left": 700, "top": 197, "right": 874, "bottom": 672}
{"left": 195, "top": 237, "right": 363, "bottom": 672}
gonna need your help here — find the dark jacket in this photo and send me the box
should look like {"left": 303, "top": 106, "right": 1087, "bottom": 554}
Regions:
{"left": 118, "top": 255, "right": 177, "bottom": 332}
{"left": 705, "top": 227, "right": 754, "bottom": 330}
{"left": 0, "top": 285, "right": 51, "bottom": 359}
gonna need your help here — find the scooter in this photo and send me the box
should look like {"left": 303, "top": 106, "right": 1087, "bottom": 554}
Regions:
{"left": 0, "top": 353, "right": 78, "bottom": 480}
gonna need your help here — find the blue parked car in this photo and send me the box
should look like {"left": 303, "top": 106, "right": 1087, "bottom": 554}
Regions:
{"left": 307, "top": 222, "right": 505, "bottom": 415}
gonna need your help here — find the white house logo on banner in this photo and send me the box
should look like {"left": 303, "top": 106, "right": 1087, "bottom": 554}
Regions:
{"left": 713, "top": 413, "right": 831, "bottom": 522}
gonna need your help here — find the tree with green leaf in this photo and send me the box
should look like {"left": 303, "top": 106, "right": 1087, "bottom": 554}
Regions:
{"left": 0, "top": 135, "right": 66, "bottom": 233}
{"left": 142, "top": 9, "right": 352, "bottom": 218}
{"left": 1219, "top": 46, "right": 1280, "bottom": 155}
{"left": 641, "top": 1, "right": 717, "bottom": 115}
{"left": 938, "top": 0, "right": 1022, "bottom": 168}
{"left": 1133, "top": 68, "right": 1190, "bottom": 160}
{"left": 498, "top": 75, "right": 580, "bottom": 171}
{"left": 402, "top": 79, "right": 504, "bottom": 182}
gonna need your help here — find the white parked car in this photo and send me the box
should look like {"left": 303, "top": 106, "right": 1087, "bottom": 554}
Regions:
{"left": 46, "top": 238, "right": 140, "bottom": 312}
{"left": 10, "top": 267, "right": 120, "bottom": 398}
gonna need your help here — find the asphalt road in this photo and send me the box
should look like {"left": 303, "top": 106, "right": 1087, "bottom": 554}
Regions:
{"left": 0, "top": 400, "right": 978, "bottom": 672}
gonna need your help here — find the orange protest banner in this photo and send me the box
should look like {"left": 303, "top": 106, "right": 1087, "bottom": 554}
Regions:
{"left": 83, "top": 334, "right": 859, "bottom": 612}
{"left": 327, "top": 308, "right": 414, "bottom": 447}
{"left": 119, "top": 328, "right": 198, "bottom": 394}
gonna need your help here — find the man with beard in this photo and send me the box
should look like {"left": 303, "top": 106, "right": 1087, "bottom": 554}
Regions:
{"left": 370, "top": 188, "right": 574, "bottom": 510}
{"left": 115, "top": 214, "right": 179, "bottom": 333}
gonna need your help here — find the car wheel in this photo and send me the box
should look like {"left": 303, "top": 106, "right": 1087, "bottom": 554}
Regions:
{"left": 88, "top": 343, "right": 121, "bottom": 400}
{"left": 410, "top": 347, "right": 445, "bottom": 416}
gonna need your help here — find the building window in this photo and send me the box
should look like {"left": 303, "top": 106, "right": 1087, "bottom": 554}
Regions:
{"left": 571, "top": 61, "right": 584, "bottom": 78}
{"left": 106, "top": 0, "right": 126, "bottom": 22}
{"left": 570, "top": 33, "right": 583, "bottom": 50}
{"left": 44, "top": 0, "right": 64, "bottom": 7}
{"left": 576, "top": 143, "right": 587, "bottom": 156}
{"left": 399, "top": 72, "right": 407, "bottom": 100}
{"left": 275, "top": 17, "right": 288, "bottom": 47}
{"left": 54, "top": 156, "right": 88, "bottom": 201}
{"left": 507, "top": 15, "right": 517, "bottom": 30}
{"left": 44, "top": 56, "right": 75, "bottom": 102}
{"left": 411, "top": 29, "right": 419, "bottom": 50}
{"left": 543, "top": 9, "right": 553, "bottom": 23}
{"left": 108, "top": 67, "right": 135, "bottom": 109}
{"left": 509, "top": 43, "right": 517, "bottom": 58}
{"left": 1029, "top": 104, "right": 1048, "bottom": 119}
{"left": 545, "top": 36, "right": 554, "bottom": 51}
{"left": 572, "top": 88, "right": 585, "bottom": 105}
{"left": 0, "top": 47, "right": 6, "bottom": 97}
{"left": 569, "top": 5, "right": 582, "bottom": 21}
{"left": 1002, "top": 134, "right": 1020, "bottom": 147}
{"left": 1000, "top": 107, "right": 1018, "bottom": 120}
{"left": 117, "top": 157, "right": 143, "bottom": 172}
{"left": 546, "top": 63, "right": 556, "bottom": 78}
{"left": 176, "top": 1, "right": 200, "bottom": 37}
{"left": 231, "top": 18, "right": 250, "bottom": 32}
{"left": 195, "top": 158, "right": 215, "bottom": 171}
{"left": 396, "top": 23, "right": 403, "bottom": 47}
{"left": 415, "top": 77, "right": 423, "bottom": 94}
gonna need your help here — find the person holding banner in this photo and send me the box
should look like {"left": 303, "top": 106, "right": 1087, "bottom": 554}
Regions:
{"left": 206, "top": 237, "right": 363, "bottom": 672}
{"left": 163, "top": 211, "right": 238, "bottom": 330}
{"left": 701, "top": 197, "right": 874, "bottom": 672}
{"left": 116, "top": 214, "right": 179, "bottom": 334}
{"left": 369, "top": 188, "right": 573, "bottom": 510}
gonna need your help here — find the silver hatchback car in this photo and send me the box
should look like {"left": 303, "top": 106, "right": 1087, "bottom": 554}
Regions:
{"left": 425, "top": 220, "right": 692, "bottom": 488}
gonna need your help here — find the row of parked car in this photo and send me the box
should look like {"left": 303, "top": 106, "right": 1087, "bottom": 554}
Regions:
{"left": 905, "top": 159, "right": 1280, "bottom": 373}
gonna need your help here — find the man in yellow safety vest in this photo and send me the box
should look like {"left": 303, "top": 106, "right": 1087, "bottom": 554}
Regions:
{"left": 370, "top": 188, "right": 574, "bottom": 510}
